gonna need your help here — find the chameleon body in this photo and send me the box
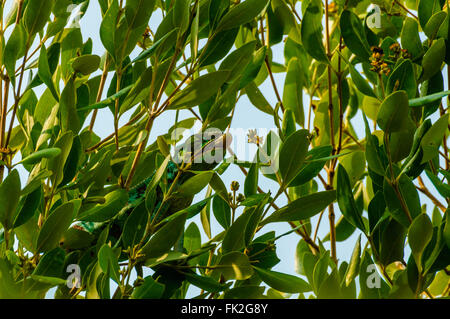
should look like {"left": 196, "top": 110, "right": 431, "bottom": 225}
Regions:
{"left": 64, "top": 133, "right": 231, "bottom": 252}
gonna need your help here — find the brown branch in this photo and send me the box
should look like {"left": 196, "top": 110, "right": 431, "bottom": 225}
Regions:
{"left": 417, "top": 176, "right": 447, "bottom": 213}
{"left": 89, "top": 57, "right": 110, "bottom": 131}
{"left": 393, "top": 0, "right": 418, "bottom": 20}
{"left": 325, "top": 0, "right": 337, "bottom": 264}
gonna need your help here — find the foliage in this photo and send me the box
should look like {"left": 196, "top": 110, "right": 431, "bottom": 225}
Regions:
{"left": 0, "top": 0, "right": 449, "bottom": 299}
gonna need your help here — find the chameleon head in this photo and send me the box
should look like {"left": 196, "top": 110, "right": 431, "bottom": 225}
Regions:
{"left": 174, "top": 131, "right": 232, "bottom": 169}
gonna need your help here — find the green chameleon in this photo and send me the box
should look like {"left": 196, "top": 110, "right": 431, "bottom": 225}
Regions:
{"left": 63, "top": 132, "right": 231, "bottom": 252}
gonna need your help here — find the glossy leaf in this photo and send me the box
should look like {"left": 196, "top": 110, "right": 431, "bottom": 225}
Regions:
{"left": 141, "top": 212, "right": 187, "bottom": 259}
{"left": 340, "top": 10, "right": 371, "bottom": 60}
{"left": 36, "top": 201, "right": 77, "bottom": 253}
{"left": 301, "top": 0, "right": 328, "bottom": 62}
{"left": 254, "top": 267, "right": 311, "bottom": 293}
{"left": 377, "top": 91, "right": 414, "bottom": 133}
{"left": 279, "top": 129, "right": 310, "bottom": 186}
{"left": 212, "top": 252, "right": 254, "bottom": 281}
{"left": 336, "top": 165, "right": 366, "bottom": 232}
{"left": 261, "top": 190, "right": 336, "bottom": 225}
{"left": 216, "top": 0, "right": 270, "bottom": 32}
{"left": 408, "top": 214, "right": 433, "bottom": 271}
{"left": 0, "top": 170, "right": 21, "bottom": 230}
{"left": 169, "top": 71, "right": 230, "bottom": 109}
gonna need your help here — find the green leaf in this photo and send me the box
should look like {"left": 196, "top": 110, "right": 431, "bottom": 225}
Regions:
{"left": 216, "top": 0, "right": 270, "bottom": 32}
{"left": 340, "top": 10, "right": 371, "bottom": 60}
{"left": 282, "top": 58, "right": 304, "bottom": 126}
{"left": 184, "top": 271, "right": 230, "bottom": 293}
{"left": 244, "top": 163, "right": 258, "bottom": 197}
{"left": 312, "top": 251, "right": 330, "bottom": 293}
{"left": 219, "top": 41, "right": 256, "bottom": 84}
{"left": 47, "top": 131, "right": 74, "bottom": 187}
{"left": 28, "top": 275, "right": 66, "bottom": 288}
{"left": 279, "top": 129, "right": 310, "bottom": 186}
{"left": 424, "top": 11, "right": 447, "bottom": 39}
{"left": 363, "top": 114, "right": 385, "bottom": 176}
{"left": 23, "top": 0, "right": 53, "bottom": 37}
{"left": 0, "top": 170, "right": 21, "bottom": 230}
{"left": 409, "top": 89, "right": 450, "bottom": 107}
{"left": 444, "top": 210, "right": 450, "bottom": 249}
{"left": 349, "top": 63, "right": 377, "bottom": 98}
{"left": 254, "top": 266, "right": 311, "bottom": 293}
{"left": 98, "top": 244, "right": 121, "bottom": 284}
{"left": 222, "top": 210, "right": 253, "bottom": 253}
{"left": 178, "top": 172, "right": 214, "bottom": 196}
{"left": 131, "top": 29, "right": 177, "bottom": 64}
{"left": 0, "top": 259, "right": 21, "bottom": 298}
{"left": 386, "top": 59, "right": 416, "bottom": 99}
{"left": 100, "top": 0, "right": 120, "bottom": 60}
{"left": 141, "top": 212, "right": 187, "bottom": 259}
{"left": 72, "top": 54, "right": 101, "bottom": 75}
{"left": 156, "top": 136, "right": 170, "bottom": 157}
{"left": 421, "top": 38, "right": 446, "bottom": 81}
{"left": 239, "top": 46, "right": 267, "bottom": 90}
{"left": 401, "top": 18, "right": 424, "bottom": 60}
{"left": 213, "top": 195, "right": 231, "bottom": 230}
{"left": 76, "top": 84, "right": 133, "bottom": 112}
{"left": 336, "top": 165, "right": 366, "bottom": 232}
{"left": 131, "top": 276, "right": 165, "bottom": 299}
{"left": 408, "top": 214, "right": 433, "bottom": 271}
{"left": 32, "top": 247, "right": 65, "bottom": 276}
{"left": 383, "top": 170, "right": 421, "bottom": 228}
{"left": 60, "top": 78, "right": 80, "bottom": 134}
{"left": 426, "top": 170, "right": 450, "bottom": 198}
{"left": 36, "top": 201, "right": 76, "bottom": 253}
{"left": 420, "top": 114, "right": 449, "bottom": 164}
{"left": 190, "top": 2, "right": 199, "bottom": 61}
{"left": 199, "top": 28, "right": 239, "bottom": 67}
{"left": 344, "top": 235, "right": 361, "bottom": 286}
{"left": 282, "top": 109, "right": 296, "bottom": 138}
{"left": 261, "top": 190, "right": 336, "bottom": 225}
{"left": 169, "top": 71, "right": 230, "bottom": 109}
{"left": 38, "top": 45, "right": 59, "bottom": 101}
{"left": 147, "top": 155, "right": 171, "bottom": 192}
{"left": 125, "top": 0, "right": 156, "bottom": 31}
{"left": 209, "top": 173, "right": 229, "bottom": 202}
{"left": 317, "top": 269, "right": 342, "bottom": 299}
{"left": 173, "top": 0, "right": 190, "bottom": 36}
{"left": 77, "top": 189, "right": 129, "bottom": 222}
{"left": 223, "top": 286, "right": 265, "bottom": 299}
{"left": 212, "top": 252, "right": 254, "bottom": 281}
{"left": 289, "top": 145, "right": 333, "bottom": 187}
{"left": 4, "top": 23, "right": 27, "bottom": 86}
{"left": 19, "top": 148, "right": 61, "bottom": 165}
{"left": 377, "top": 91, "right": 414, "bottom": 133}
{"left": 14, "top": 185, "right": 42, "bottom": 229}
{"left": 301, "top": 0, "right": 328, "bottom": 62}
{"left": 418, "top": 0, "right": 442, "bottom": 30}
{"left": 379, "top": 219, "right": 407, "bottom": 266}
{"left": 122, "top": 202, "right": 148, "bottom": 249}
{"left": 183, "top": 222, "right": 201, "bottom": 254}
{"left": 245, "top": 82, "right": 273, "bottom": 115}
{"left": 120, "top": 66, "right": 153, "bottom": 115}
